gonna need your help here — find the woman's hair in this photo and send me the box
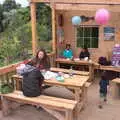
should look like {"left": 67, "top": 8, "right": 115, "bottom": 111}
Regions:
{"left": 83, "top": 46, "right": 88, "bottom": 52}
{"left": 33, "top": 48, "right": 49, "bottom": 65}
{"left": 36, "top": 48, "right": 47, "bottom": 61}
{"left": 66, "top": 44, "right": 71, "bottom": 48}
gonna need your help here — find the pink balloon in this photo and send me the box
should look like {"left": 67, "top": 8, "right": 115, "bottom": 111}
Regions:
{"left": 95, "top": 9, "right": 110, "bottom": 25}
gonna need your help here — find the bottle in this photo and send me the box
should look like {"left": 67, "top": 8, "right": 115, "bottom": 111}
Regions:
{"left": 69, "top": 66, "right": 73, "bottom": 76}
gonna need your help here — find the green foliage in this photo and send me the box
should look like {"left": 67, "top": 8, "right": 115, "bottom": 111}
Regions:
{"left": 0, "top": 83, "right": 14, "bottom": 94}
{"left": 37, "top": 24, "right": 51, "bottom": 41}
{"left": 3, "top": 0, "right": 20, "bottom": 12}
{"left": 0, "top": 33, "right": 21, "bottom": 65}
{"left": 0, "top": 4, "right": 4, "bottom": 32}
{"left": 36, "top": 3, "right": 52, "bottom": 41}
{"left": 0, "top": 2, "right": 52, "bottom": 67}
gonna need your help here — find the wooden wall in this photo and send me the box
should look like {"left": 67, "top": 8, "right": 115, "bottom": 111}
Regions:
{"left": 56, "top": 10, "right": 120, "bottom": 61}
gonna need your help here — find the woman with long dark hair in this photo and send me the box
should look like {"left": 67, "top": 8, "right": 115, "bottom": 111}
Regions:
{"left": 31, "top": 48, "right": 50, "bottom": 70}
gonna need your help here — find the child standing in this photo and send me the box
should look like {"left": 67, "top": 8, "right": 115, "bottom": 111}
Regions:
{"left": 99, "top": 74, "right": 109, "bottom": 109}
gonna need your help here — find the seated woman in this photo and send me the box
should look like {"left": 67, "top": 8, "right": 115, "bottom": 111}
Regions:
{"left": 31, "top": 48, "right": 50, "bottom": 71}
{"left": 31, "top": 48, "right": 51, "bottom": 89}
{"left": 63, "top": 44, "right": 73, "bottom": 59}
{"left": 79, "top": 47, "right": 90, "bottom": 60}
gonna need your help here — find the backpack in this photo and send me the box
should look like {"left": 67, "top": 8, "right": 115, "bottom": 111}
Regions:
{"left": 98, "top": 57, "right": 108, "bottom": 65}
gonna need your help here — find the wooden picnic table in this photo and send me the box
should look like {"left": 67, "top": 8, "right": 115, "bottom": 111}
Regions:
{"left": 97, "top": 65, "right": 120, "bottom": 72}
{"left": 12, "top": 68, "right": 89, "bottom": 113}
{"left": 55, "top": 58, "right": 96, "bottom": 81}
{"left": 50, "top": 67, "right": 89, "bottom": 76}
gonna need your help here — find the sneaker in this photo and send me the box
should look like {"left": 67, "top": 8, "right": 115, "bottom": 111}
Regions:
{"left": 98, "top": 105, "right": 103, "bottom": 109}
{"left": 36, "top": 106, "right": 43, "bottom": 110}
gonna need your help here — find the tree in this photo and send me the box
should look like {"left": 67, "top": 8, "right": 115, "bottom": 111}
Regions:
{"left": 36, "top": 3, "right": 52, "bottom": 41}
{"left": 0, "top": 4, "right": 4, "bottom": 32}
{"left": 0, "top": 33, "right": 20, "bottom": 65}
{"left": 3, "top": 0, "right": 20, "bottom": 12}
{"left": 0, "top": 6, "right": 31, "bottom": 66}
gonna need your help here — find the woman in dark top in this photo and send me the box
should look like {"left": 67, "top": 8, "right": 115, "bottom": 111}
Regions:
{"left": 79, "top": 47, "right": 90, "bottom": 60}
{"left": 31, "top": 48, "right": 50, "bottom": 70}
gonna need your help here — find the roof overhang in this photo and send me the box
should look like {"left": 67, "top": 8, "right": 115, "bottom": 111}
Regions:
{"left": 30, "top": 0, "right": 120, "bottom": 12}
{"left": 30, "top": 0, "right": 120, "bottom": 5}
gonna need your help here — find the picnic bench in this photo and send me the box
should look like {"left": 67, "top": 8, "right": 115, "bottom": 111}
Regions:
{"left": 12, "top": 72, "right": 90, "bottom": 114}
{"left": 0, "top": 91, "right": 77, "bottom": 120}
{"left": 111, "top": 78, "right": 120, "bottom": 99}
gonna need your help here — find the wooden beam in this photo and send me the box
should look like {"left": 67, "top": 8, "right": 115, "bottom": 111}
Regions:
{"left": 30, "top": 2, "right": 37, "bottom": 56}
{"left": 51, "top": 3, "right": 57, "bottom": 54}
{"left": 55, "top": 4, "right": 120, "bottom": 12}
{"left": 30, "top": 0, "right": 120, "bottom": 5}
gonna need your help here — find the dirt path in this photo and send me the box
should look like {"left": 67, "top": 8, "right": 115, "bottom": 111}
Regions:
{"left": 0, "top": 78, "right": 120, "bottom": 120}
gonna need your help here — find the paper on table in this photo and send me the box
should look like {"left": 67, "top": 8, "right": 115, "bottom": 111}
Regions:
{"left": 43, "top": 71, "right": 58, "bottom": 80}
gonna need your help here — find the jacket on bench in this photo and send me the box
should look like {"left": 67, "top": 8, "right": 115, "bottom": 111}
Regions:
{"left": 19, "top": 64, "right": 44, "bottom": 97}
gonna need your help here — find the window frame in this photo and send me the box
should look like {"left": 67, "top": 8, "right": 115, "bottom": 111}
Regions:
{"left": 76, "top": 25, "right": 99, "bottom": 48}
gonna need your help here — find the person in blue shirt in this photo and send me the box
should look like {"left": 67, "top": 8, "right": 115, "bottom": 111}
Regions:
{"left": 63, "top": 44, "right": 73, "bottom": 59}
{"left": 99, "top": 72, "right": 110, "bottom": 109}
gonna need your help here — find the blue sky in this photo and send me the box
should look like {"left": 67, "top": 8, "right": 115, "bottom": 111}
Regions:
{"left": 0, "top": 0, "right": 29, "bottom": 7}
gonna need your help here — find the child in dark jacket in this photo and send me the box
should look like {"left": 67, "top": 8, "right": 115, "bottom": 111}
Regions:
{"left": 18, "top": 62, "right": 44, "bottom": 97}
{"left": 99, "top": 73, "right": 109, "bottom": 109}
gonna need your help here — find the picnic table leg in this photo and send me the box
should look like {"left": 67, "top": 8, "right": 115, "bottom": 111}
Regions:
{"left": 81, "top": 85, "right": 87, "bottom": 109}
{"left": 56, "top": 63, "right": 60, "bottom": 68}
{"left": 66, "top": 110, "right": 73, "bottom": 120}
{"left": 1, "top": 96, "right": 11, "bottom": 116}
{"left": 89, "top": 64, "right": 94, "bottom": 81}
{"left": 74, "top": 88, "right": 81, "bottom": 119}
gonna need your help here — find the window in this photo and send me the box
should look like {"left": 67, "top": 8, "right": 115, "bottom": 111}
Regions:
{"left": 76, "top": 26, "right": 99, "bottom": 48}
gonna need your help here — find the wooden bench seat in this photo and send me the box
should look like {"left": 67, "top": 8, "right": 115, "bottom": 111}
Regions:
{"left": 50, "top": 67, "right": 89, "bottom": 76}
{"left": 1, "top": 91, "right": 77, "bottom": 120}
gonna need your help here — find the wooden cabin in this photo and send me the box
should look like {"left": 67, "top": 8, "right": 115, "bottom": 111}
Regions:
{"left": 30, "top": 0, "right": 120, "bottom": 62}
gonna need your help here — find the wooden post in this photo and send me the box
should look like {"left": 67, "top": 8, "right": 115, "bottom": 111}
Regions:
{"left": 30, "top": 2, "right": 37, "bottom": 56}
{"left": 51, "top": 2, "right": 56, "bottom": 55}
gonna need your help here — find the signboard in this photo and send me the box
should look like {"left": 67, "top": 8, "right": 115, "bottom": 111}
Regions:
{"left": 111, "top": 45, "right": 120, "bottom": 66}
{"left": 104, "top": 27, "right": 115, "bottom": 40}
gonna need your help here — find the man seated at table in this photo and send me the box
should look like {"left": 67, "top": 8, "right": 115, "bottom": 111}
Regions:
{"left": 63, "top": 44, "right": 73, "bottom": 59}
